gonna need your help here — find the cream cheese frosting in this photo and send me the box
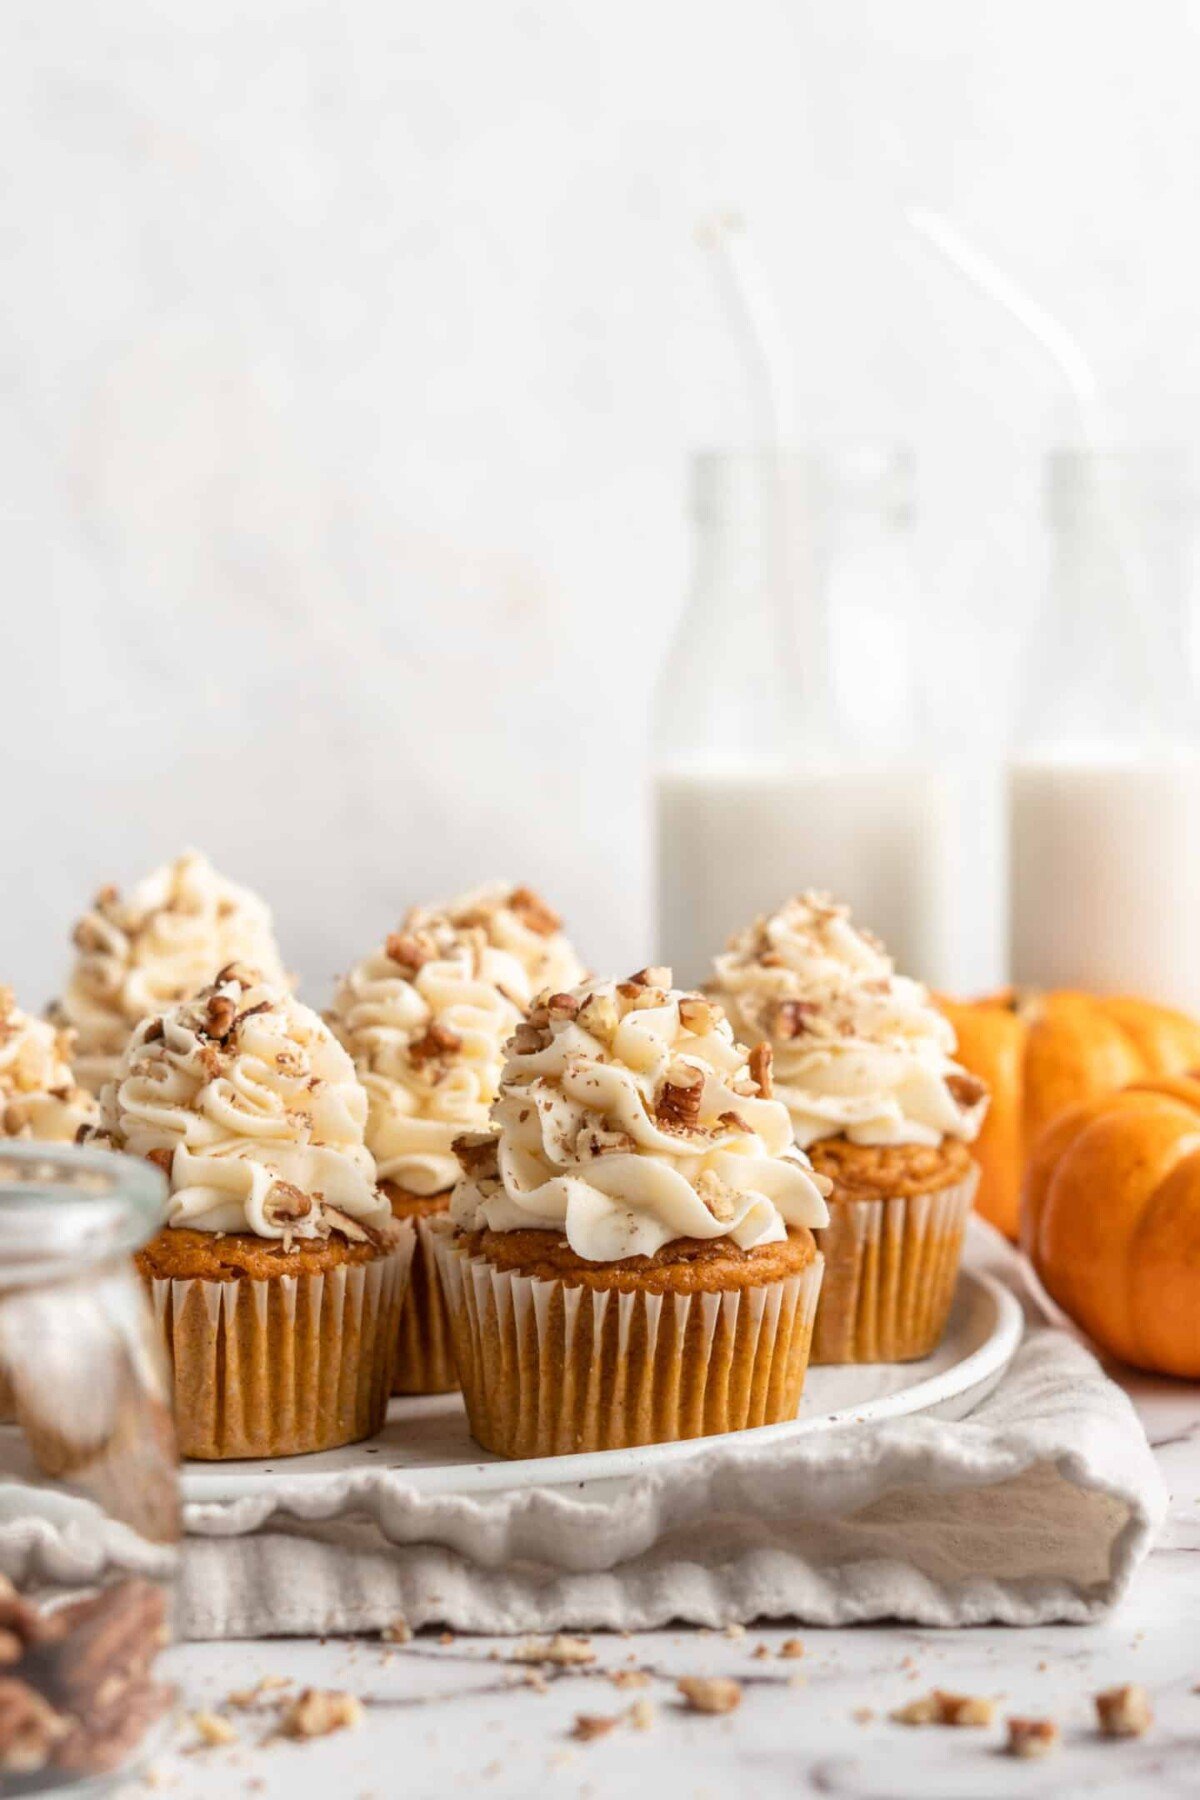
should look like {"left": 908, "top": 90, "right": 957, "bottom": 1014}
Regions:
{"left": 449, "top": 967, "right": 830, "bottom": 1262}
{"left": 328, "top": 885, "right": 585, "bottom": 1197}
{"left": 51, "top": 850, "right": 290, "bottom": 1095}
{"left": 0, "top": 988, "right": 97, "bottom": 1144}
{"left": 92, "top": 967, "right": 390, "bottom": 1241}
{"left": 710, "top": 893, "right": 988, "bottom": 1150}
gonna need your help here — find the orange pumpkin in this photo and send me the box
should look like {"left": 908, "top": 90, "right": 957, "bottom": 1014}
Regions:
{"left": 1022, "top": 1074, "right": 1200, "bottom": 1376}
{"left": 939, "top": 990, "right": 1200, "bottom": 1241}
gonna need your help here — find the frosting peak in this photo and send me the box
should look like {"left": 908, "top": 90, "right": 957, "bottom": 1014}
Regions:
{"left": 0, "top": 988, "right": 97, "bottom": 1143}
{"left": 450, "top": 967, "right": 830, "bottom": 1262}
{"left": 92, "top": 968, "right": 390, "bottom": 1241}
{"left": 327, "top": 885, "right": 585, "bottom": 1197}
{"left": 52, "top": 850, "right": 290, "bottom": 1095}
{"left": 710, "top": 893, "right": 988, "bottom": 1149}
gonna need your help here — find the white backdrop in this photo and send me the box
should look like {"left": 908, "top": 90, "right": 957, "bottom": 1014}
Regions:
{"left": 4, "top": 0, "right": 1200, "bottom": 1007}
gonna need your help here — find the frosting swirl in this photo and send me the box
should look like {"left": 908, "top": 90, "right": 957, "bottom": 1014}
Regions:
{"left": 0, "top": 988, "right": 97, "bottom": 1143}
{"left": 328, "top": 885, "right": 585, "bottom": 1197}
{"left": 710, "top": 893, "right": 988, "bottom": 1150}
{"left": 450, "top": 967, "right": 829, "bottom": 1261}
{"left": 92, "top": 968, "right": 390, "bottom": 1241}
{"left": 52, "top": 850, "right": 290, "bottom": 1095}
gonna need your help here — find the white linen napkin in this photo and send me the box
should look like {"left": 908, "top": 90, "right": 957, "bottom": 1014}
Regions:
{"left": 176, "top": 1222, "right": 1167, "bottom": 1639}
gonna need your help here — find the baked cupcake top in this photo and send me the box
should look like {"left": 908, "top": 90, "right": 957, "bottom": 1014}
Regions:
{"left": 327, "top": 884, "right": 585, "bottom": 1196}
{"left": 92, "top": 966, "right": 390, "bottom": 1243}
{"left": 710, "top": 893, "right": 988, "bottom": 1150}
{"left": 51, "top": 850, "right": 289, "bottom": 1095}
{"left": 0, "top": 988, "right": 97, "bottom": 1144}
{"left": 449, "top": 966, "right": 830, "bottom": 1262}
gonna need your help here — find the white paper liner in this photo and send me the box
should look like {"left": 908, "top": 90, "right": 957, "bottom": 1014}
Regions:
{"left": 433, "top": 1228, "right": 823, "bottom": 1459}
{"left": 811, "top": 1168, "right": 977, "bottom": 1364}
{"left": 147, "top": 1226, "right": 414, "bottom": 1460}
{"left": 393, "top": 1213, "right": 457, "bottom": 1395}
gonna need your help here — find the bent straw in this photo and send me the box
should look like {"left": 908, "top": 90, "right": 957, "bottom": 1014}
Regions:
{"left": 695, "top": 210, "right": 798, "bottom": 449}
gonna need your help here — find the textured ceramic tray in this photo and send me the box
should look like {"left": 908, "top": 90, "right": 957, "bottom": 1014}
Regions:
{"left": 181, "top": 1268, "right": 1022, "bottom": 1510}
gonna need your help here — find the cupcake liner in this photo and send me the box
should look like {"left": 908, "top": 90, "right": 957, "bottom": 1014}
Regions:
{"left": 392, "top": 1214, "right": 458, "bottom": 1395}
{"left": 810, "top": 1167, "right": 977, "bottom": 1365}
{"left": 433, "top": 1228, "right": 824, "bottom": 1459}
{"left": 147, "top": 1229, "right": 414, "bottom": 1460}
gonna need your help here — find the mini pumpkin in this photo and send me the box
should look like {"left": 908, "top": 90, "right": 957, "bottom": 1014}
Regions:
{"left": 1022, "top": 1074, "right": 1200, "bottom": 1376}
{"left": 938, "top": 990, "right": 1200, "bottom": 1241}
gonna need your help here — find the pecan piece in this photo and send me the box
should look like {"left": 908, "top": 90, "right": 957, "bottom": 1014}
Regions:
{"left": 630, "top": 966, "right": 672, "bottom": 990}
{"left": 202, "top": 992, "right": 238, "bottom": 1041}
{"left": 775, "top": 1000, "right": 818, "bottom": 1040}
{"left": 946, "top": 1071, "right": 987, "bottom": 1108}
{"left": 657, "top": 1061, "right": 704, "bottom": 1130}
{"left": 508, "top": 887, "right": 562, "bottom": 937}
{"left": 678, "top": 996, "right": 718, "bottom": 1036}
{"left": 453, "top": 1132, "right": 500, "bottom": 1180}
{"left": 408, "top": 1022, "right": 463, "bottom": 1064}
{"left": 384, "top": 932, "right": 432, "bottom": 973}
{"left": 748, "top": 1041, "right": 773, "bottom": 1099}
{"left": 544, "top": 992, "right": 580, "bottom": 1021}
{"left": 511, "top": 1021, "right": 550, "bottom": 1056}
{"left": 146, "top": 1148, "right": 173, "bottom": 1176}
{"left": 577, "top": 991, "right": 619, "bottom": 1040}
{"left": 677, "top": 1676, "right": 741, "bottom": 1715}
{"left": 263, "top": 1181, "right": 312, "bottom": 1226}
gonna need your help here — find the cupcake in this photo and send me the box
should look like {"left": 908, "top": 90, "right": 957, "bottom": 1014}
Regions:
{"left": 51, "top": 850, "right": 289, "bottom": 1095}
{"left": 89, "top": 966, "right": 413, "bottom": 1459}
{"left": 710, "top": 894, "right": 988, "bottom": 1364}
{"left": 0, "top": 989, "right": 96, "bottom": 1143}
{"left": 436, "top": 966, "right": 830, "bottom": 1458}
{"left": 327, "top": 883, "right": 585, "bottom": 1393}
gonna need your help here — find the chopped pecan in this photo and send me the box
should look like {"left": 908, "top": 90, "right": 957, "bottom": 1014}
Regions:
{"left": 384, "top": 932, "right": 432, "bottom": 973}
{"left": 320, "top": 1206, "right": 370, "bottom": 1243}
{"left": 508, "top": 887, "right": 562, "bottom": 937}
{"left": 146, "top": 1148, "right": 173, "bottom": 1176}
{"left": 696, "top": 1169, "right": 736, "bottom": 1223}
{"left": 774, "top": 1000, "right": 818, "bottom": 1040}
{"left": 748, "top": 1041, "right": 773, "bottom": 1099}
{"left": 263, "top": 1181, "right": 312, "bottom": 1225}
{"left": 630, "top": 966, "right": 672, "bottom": 990}
{"left": 0, "top": 1677, "right": 68, "bottom": 1772}
{"left": 141, "top": 1018, "right": 165, "bottom": 1044}
{"left": 544, "top": 993, "right": 580, "bottom": 1021}
{"left": 946, "top": 1071, "right": 987, "bottom": 1108}
{"left": 408, "top": 1022, "right": 463, "bottom": 1064}
{"left": 511, "top": 1021, "right": 550, "bottom": 1056}
{"left": 453, "top": 1132, "right": 500, "bottom": 1179}
{"left": 657, "top": 1061, "right": 704, "bottom": 1131}
{"left": 678, "top": 996, "right": 718, "bottom": 1036}
{"left": 202, "top": 993, "right": 238, "bottom": 1041}
{"left": 577, "top": 991, "right": 619, "bottom": 1040}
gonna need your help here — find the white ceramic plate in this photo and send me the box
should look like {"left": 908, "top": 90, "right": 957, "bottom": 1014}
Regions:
{"left": 181, "top": 1268, "right": 1022, "bottom": 1508}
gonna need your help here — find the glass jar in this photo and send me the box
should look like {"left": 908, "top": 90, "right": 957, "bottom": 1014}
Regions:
{"left": 0, "top": 1142, "right": 177, "bottom": 1792}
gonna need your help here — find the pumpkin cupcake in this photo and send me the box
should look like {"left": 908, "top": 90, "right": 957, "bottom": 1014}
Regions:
{"left": 328, "top": 883, "right": 585, "bottom": 1393}
{"left": 710, "top": 894, "right": 988, "bottom": 1364}
{"left": 51, "top": 849, "right": 289, "bottom": 1096}
{"left": 0, "top": 988, "right": 96, "bottom": 1143}
{"left": 436, "top": 967, "right": 830, "bottom": 1457}
{"left": 88, "top": 966, "right": 412, "bottom": 1459}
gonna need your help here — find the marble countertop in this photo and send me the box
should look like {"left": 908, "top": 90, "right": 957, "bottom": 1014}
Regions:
{"left": 139, "top": 1374, "right": 1200, "bottom": 1800}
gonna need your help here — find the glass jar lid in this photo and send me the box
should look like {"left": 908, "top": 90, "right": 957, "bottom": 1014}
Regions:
{"left": 0, "top": 1141, "right": 166, "bottom": 1288}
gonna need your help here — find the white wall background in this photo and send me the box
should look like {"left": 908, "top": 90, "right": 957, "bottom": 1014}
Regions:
{"left": 4, "top": 0, "right": 1200, "bottom": 1006}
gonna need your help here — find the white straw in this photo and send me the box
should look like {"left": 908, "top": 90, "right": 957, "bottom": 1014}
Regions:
{"left": 695, "top": 211, "right": 797, "bottom": 447}
{"left": 907, "top": 206, "right": 1113, "bottom": 449}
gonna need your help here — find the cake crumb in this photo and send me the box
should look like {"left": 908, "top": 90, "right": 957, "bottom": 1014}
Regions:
{"left": 852, "top": 1707, "right": 874, "bottom": 1724}
{"left": 571, "top": 1713, "right": 617, "bottom": 1742}
{"left": 723, "top": 1623, "right": 746, "bottom": 1640}
{"left": 1095, "top": 1683, "right": 1152, "bottom": 1738}
{"left": 609, "top": 1669, "right": 649, "bottom": 1690}
{"left": 513, "top": 1635, "right": 595, "bottom": 1667}
{"left": 890, "top": 1690, "right": 995, "bottom": 1728}
{"left": 438, "top": 1631, "right": 455, "bottom": 1646}
{"left": 1006, "top": 1717, "right": 1060, "bottom": 1758}
{"left": 678, "top": 1677, "right": 742, "bottom": 1716}
{"left": 189, "top": 1711, "right": 238, "bottom": 1749}
{"left": 280, "top": 1689, "right": 364, "bottom": 1739}
{"left": 381, "top": 1616, "right": 412, "bottom": 1644}
{"left": 751, "top": 1645, "right": 771, "bottom": 1661}
{"left": 628, "top": 1698, "right": 655, "bottom": 1731}
{"left": 779, "top": 1639, "right": 804, "bottom": 1660}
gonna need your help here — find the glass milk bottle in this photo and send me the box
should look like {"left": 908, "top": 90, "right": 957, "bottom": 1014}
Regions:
{"left": 1008, "top": 450, "right": 1200, "bottom": 1006}
{"left": 653, "top": 447, "right": 958, "bottom": 987}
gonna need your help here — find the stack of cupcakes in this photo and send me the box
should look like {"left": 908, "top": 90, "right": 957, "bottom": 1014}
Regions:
{"left": 709, "top": 893, "right": 988, "bottom": 1363}
{"left": 327, "top": 884, "right": 585, "bottom": 1393}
